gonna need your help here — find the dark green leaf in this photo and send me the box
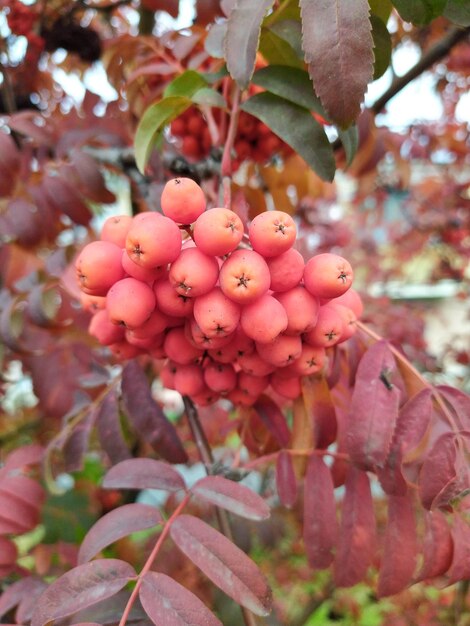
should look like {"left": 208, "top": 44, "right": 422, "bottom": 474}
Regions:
{"left": 163, "top": 70, "right": 209, "bottom": 98}
{"left": 241, "top": 92, "right": 336, "bottom": 181}
{"left": 268, "top": 19, "right": 304, "bottom": 58}
{"left": 252, "top": 65, "right": 325, "bottom": 114}
{"left": 444, "top": 0, "right": 470, "bottom": 25}
{"left": 369, "top": 0, "right": 393, "bottom": 22}
{"left": 300, "top": 0, "right": 375, "bottom": 128}
{"left": 135, "top": 96, "right": 191, "bottom": 173}
{"left": 371, "top": 15, "right": 392, "bottom": 79}
{"left": 259, "top": 28, "right": 304, "bottom": 68}
{"left": 338, "top": 125, "right": 359, "bottom": 167}
{"left": 391, "top": 0, "right": 447, "bottom": 24}
{"left": 224, "top": 0, "right": 276, "bottom": 88}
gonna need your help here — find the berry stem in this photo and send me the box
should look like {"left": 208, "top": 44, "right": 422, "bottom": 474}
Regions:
{"left": 221, "top": 83, "right": 241, "bottom": 206}
{"left": 182, "top": 395, "right": 261, "bottom": 626}
{"left": 118, "top": 492, "right": 191, "bottom": 626}
{"left": 356, "top": 320, "right": 460, "bottom": 433}
{"left": 243, "top": 448, "right": 350, "bottom": 471}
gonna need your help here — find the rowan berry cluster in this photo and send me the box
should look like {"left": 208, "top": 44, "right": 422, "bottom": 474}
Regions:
{"left": 170, "top": 107, "right": 292, "bottom": 168}
{"left": 77, "top": 178, "right": 362, "bottom": 406}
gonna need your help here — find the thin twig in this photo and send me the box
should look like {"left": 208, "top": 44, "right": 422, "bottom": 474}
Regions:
{"left": 182, "top": 395, "right": 260, "bottom": 626}
{"left": 221, "top": 84, "right": 241, "bottom": 207}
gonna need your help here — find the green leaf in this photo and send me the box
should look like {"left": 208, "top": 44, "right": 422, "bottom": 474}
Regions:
{"left": 259, "top": 28, "right": 304, "bottom": 68}
{"left": 241, "top": 92, "right": 336, "bottom": 181}
{"left": 134, "top": 96, "right": 191, "bottom": 173}
{"left": 369, "top": 0, "right": 393, "bottom": 22}
{"left": 192, "top": 87, "right": 226, "bottom": 108}
{"left": 264, "top": 0, "right": 301, "bottom": 25}
{"left": 268, "top": 19, "right": 304, "bottom": 58}
{"left": 252, "top": 65, "right": 325, "bottom": 115}
{"left": 391, "top": 0, "right": 447, "bottom": 24}
{"left": 224, "top": 0, "right": 276, "bottom": 89}
{"left": 444, "top": 0, "right": 470, "bottom": 25}
{"left": 371, "top": 15, "right": 392, "bottom": 80}
{"left": 338, "top": 125, "right": 359, "bottom": 167}
{"left": 163, "top": 70, "right": 208, "bottom": 98}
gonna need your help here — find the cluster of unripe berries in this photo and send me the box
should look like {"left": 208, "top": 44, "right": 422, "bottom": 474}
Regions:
{"left": 170, "top": 107, "right": 292, "bottom": 168}
{"left": 76, "top": 178, "right": 362, "bottom": 407}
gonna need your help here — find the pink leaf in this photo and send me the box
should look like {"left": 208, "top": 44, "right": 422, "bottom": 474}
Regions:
{"left": 69, "top": 149, "right": 115, "bottom": 204}
{"left": 300, "top": 0, "right": 374, "bottom": 127}
{"left": 224, "top": 0, "right": 276, "bottom": 88}
{"left": 378, "top": 388, "right": 433, "bottom": 495}
{"left": 102, "top": 458, "right": 186, "bottom": 492}
{"left": 2, "top": 444, "right": 44, "bottom": 471}
{"left": 140, "top": 572, "right": 222, "bottom": 626}
{"left": 346, "top": 340, "right": 400, "bottom": 470}
{"left": 0, "top": 492, "right": 39, "bottom": 534}
{"left": 70, "top": 623, "right": 103, "bottom": 625}
{"left": 0, "top": 537, "right": 17, "bottom": 565}
{"left": 63, "top": 409, "right": 96, "bottom": 473}
{"left": 78, "top": 503, "right": 163, "bottom": 564}
{"left": 446, "top": 514, "right": 470, "bottom": 583}
{"left": 253, "top": 395, "right": 290, "bottom": 447}
{"left": 42, "top": 175, "right": 93, "bottom": 226}
{"left": 334, "top": 468, "right": 376, "bottom": 587}
{"left": 438, "top": 386, "right": 470, "bottom": 430}
{"left": 192, "top": 476, "right": 270, "bottom": 521}
{"left": 170, "top": 515, "right": 272, "bottom": 616}
{"left": 303, "top": 455, "right": 338, "bottom": 569}
{"left": 0, "top": 475, "right": 45, "bottom": 511}
{"left": 30, "top": 559, "right": 136, "bottom": 626}
{"left": 96, "top": 389, "right": 131, "bottom": 464}
{"left": 377, "top": 494, "right": 417, "bottom": 597}
{"left": 0, "top": 577, "right": 47, "bottom": 620}
{"left": 415, "top": 511, "right": 453, "bottom": 582}
{"left": 276, "top": 451, "right": 297, "bottom": 508}
{"left": 122, "top": 362, "right": 188, "bottom": 463}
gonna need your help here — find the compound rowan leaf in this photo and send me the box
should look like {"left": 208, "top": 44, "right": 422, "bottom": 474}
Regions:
{"left": 224, "top": 0, "right": 276, "bottom": 88}
{"left": 276, "top": 450, "right": 297, "bottom": 508}
{"left": 31, "top": 559, "right": 136, "bottom": 626}
{"left": 121, "top": 361, "right": 188, "bottom": 463}
{"left": 446, "top": 514, "right": 470, "bottom": 583}
{"left": 300, "top": 0, "right": 374, "bottom": 128}
{"left": 415, "top": 510, "right": 453, "bottom": 582}
{"left": 191, "top": 476, "right": 270, "bottom": 521}
{"left": 346, "top": 340, "right": 401, "bottom": 470}
{"left": 241, "top": 92, "right": 335, "bottom": 181}
{"left": 140, "top": 572, "right": 222, "bottom": 626}
{"left": 96, "top": 389, "right": 131, "bottom": 465}
{"left": 303, "top": 455, "right": 338, "bottom": 569}
{"left": 102, "top": 458, "right": 186, "bottom": 492}
{"left": 334, "top": 468, "right": 376, "bottom": 587}
{"left": 391, "top": 0, "right": 447, "bottom": 24}
{"left": 78, "top": 504, "right": 163, "bottom": 564}
{"left": 170, "top": 515, "right": 272, "bottom": 616}
{"left": 377, "top": 494, "right": 417, "bottom": 597}
{"left": 135, "top": 96, "right": 191, "bottom": 173}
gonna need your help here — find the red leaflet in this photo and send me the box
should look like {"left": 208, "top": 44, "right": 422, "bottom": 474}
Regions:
{"left": 378, "top": 388, "right": 433, "bottom": 495}
{"left": 0, "top": 475, "right": 46, "bottom": 510}
{"left": 377, "top": 493, "right": 417, "bottom": 597}
{"left": 276, "top": 451, "right": 297, "bottom": 508}
{"left": 63, "top": 409, "right": 95, "bottom": 473}
{"left": 0, "top": 537, "right": 17, "bottom": 566}
{"left": 78, "top": 503, "right": 163, "bottom": 564}
{"left": 70, "top": 623, "right": 102, "bottom": 625}
{"left": 191, "top": 476, "right": 270, "bottom": 521}
{"left": 102, "top": 458, "right": 186, "bottom": 492}
{"left": 253, "top": 395, "right": 290, "bottom": 448}
{"left": 0, "top": 577, "right": 47, "bottom": 621}
{"left": 2, "top": 443, "right": 44, "bottom": 471}
{"left": 346, "top": 340, "right": 400, "bottom": 470}
{"left": 418, "top": 433, "right": 469, "bottom": 509}
{"left": 170, "top": 515, "right": 272, "bottom": 617}
{"left": 121, "top": 362, "right": 188, "bottom": 464}
{"left": 0, "top": 492, "right": 39, "bottom": 534}
{"left": 96, "top": 389, "right": 131, "bottom": 465}
{"left": 303, "top": 455, "right": 338, "bottom": 569}
{"left": 140, "top": 571, "right": 222, "bottom": 626}
{"left": 302, "top": 375, "right": 337, "bottom": 449}
{"left": 30, "top": 559, "right": 136, "bottom": 626}
{"left": 300, "top": 0, "right": 374, "bottom": 127}
{"left": 69, "top": 149, "right": 115, "bottom": 204}
{"left": 447, "top": 514, "right": 470, "bottom": 583}
{"left": 334, "top": 468, "right": 376, "bottom": 587}
{"left": 43, "top": 175, "right": 93, "bottom": 226}
{"left": 438, "top": 385, "right": 470, "bottom": 430}
{"left": 415, "top": 511, "right": 453, "bottom": 582}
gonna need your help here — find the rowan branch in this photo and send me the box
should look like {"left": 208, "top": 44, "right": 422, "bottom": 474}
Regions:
{"left": 371, "top": 25, "right": 470, "bottom": 114}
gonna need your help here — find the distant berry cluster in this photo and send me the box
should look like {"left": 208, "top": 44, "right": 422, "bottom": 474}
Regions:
{"left": 77, "top": 178, "right": 361, "bottom": 406}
